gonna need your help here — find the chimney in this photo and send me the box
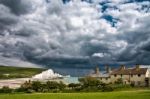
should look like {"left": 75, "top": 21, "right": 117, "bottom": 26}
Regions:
{"left": 120, "top": 65, "right": 125, "bottom": 70}
{"left": 105, "top": 65, "right": 111, "bottom": 73}
{"left": 135, "top": 64, "right": 140, "bottom": 70}
{"left": 95, "top": 66, "right": 100, "bottom": 75}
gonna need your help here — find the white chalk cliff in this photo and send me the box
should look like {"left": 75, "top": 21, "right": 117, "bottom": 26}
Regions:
{"left": 32, "top": 69, "right": 63, "bottom": 80}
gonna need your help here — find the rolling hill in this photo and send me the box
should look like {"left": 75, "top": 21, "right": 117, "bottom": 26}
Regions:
{"left": 0, "top": 66, "right": 45, "bottom": 79}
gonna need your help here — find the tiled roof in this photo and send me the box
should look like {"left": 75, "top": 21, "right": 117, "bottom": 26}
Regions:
{"left": 110, "top": 67, "right": 148, "bottom": 75}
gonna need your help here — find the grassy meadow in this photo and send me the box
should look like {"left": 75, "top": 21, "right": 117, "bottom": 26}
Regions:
{"left": 0, "top": 66, "right": 45, "bottom": 79}
{"left": 0, "top": 90, "right": 150, "bottom": 99}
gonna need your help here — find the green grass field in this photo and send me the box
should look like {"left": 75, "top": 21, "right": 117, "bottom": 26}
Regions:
{"left": 0, "top": 66, "right": 45, "bottom": 79}
{"left": 0, "top": 90, "right": 150, "bottom": 99}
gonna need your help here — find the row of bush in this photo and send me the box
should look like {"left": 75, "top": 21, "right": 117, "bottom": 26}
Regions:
{"left": 0, "top": 77, "right": 137, "bottom": 93}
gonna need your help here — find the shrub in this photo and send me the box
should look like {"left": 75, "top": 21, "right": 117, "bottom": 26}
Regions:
{"left": 102, "top": 85, "right": 114, "bottom": 92}
{"left": 0, "top": 86, "right": 12, "bottom": 93}
{"left": 130, "top": 83, "right": 135, "bottom": 87}
{"left": 26, "top": 89, "right": 35, "bottom": 93}
{"left": 68, "top": 83, "right": 81, "bottom": 89}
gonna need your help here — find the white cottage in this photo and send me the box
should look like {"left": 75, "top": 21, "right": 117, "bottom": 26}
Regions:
{"left": 89, "top": 65, "right": 150, "bottom": 86}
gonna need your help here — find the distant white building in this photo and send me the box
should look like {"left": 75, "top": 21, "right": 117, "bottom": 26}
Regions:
{"left": 89, "top": 65, "right": 150, "bottom": 86}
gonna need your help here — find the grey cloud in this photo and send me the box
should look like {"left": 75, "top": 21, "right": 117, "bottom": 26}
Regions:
{"left": 0, "top": 0, "right": 150, "bottom": 69}
{"left": 0, "top": 4, "right": 18, "bottom": 33}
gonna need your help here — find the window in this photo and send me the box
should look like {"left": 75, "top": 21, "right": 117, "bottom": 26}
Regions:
{"left": 114, "top": 74, "right": 117, "bottom": 77}
{"left": 105, "top": 78, "right": 108, "bottom": 80}
{"left": 138, "top": 74, "right": 141, "bottom": 77}
{"left": 138, "top": 81, "right": 141, "bottom": 85}
{"left": 131, "top": 74, "right": 133, "bottom": 77}
{"left": 121, "top": 74, "right": 123, "bottom": 77}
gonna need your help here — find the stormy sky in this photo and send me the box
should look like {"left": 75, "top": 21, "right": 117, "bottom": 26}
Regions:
{"left": 0, "top": 0, "right": 150, "bottom": 68}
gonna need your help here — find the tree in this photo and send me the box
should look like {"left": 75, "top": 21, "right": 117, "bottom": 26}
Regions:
{"left": 115, "top": 78, "right": 123, "bottom": 84}
{"left": 78, "top": 77, "right": 104, "bottom": 91}
{"left": 46, "top": 81, "right": 59, "bottom": 90}
{"left": 20, "top": 80, "right": 32, "bottom": 91}
{"left": 58, "top": 81, "right": 66, "bottom": 90}
{"left": 31, "top": 81, "right": 42, "bottom": 92}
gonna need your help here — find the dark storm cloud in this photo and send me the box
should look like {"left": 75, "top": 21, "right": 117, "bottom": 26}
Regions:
{"left": 0, "top": 0, "right": 150, "bottom": 68}
{"left": 115, "top": 12, "right": 150, "bottom": 64}
{"left": 0, "top": 0, "right": 33, "bottom": 15}
{"left": 81, "top": 41, "right": 109, "bottom": 56}
{"left": 142, "top": 41, "right": 150, "bottom": 52}
{"left": 13, "top": 28, "right": 37, "bottom": 37}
